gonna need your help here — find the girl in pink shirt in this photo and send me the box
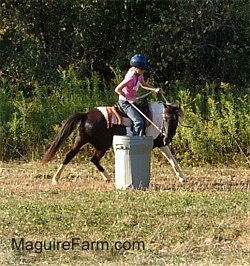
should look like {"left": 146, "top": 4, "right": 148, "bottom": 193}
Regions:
{"left": 115, "top": 54, "right": 162, "bottom": 136}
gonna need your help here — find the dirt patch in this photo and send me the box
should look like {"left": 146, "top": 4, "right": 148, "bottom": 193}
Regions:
{"left": 0, "top": 161, "right": 249, "bottom": 193}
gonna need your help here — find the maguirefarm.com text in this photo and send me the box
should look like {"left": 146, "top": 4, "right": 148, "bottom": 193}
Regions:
{"left": 11, "top": 237, "right": 145, "bottom": 253}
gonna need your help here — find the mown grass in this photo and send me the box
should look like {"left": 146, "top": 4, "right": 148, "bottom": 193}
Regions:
{"left": 0, "top": 161, "right": 249, "bottom": 265}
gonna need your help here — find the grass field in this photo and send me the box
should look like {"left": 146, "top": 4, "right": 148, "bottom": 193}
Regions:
{"left": 0, "top": 156, "right": 249, "bottom": 266}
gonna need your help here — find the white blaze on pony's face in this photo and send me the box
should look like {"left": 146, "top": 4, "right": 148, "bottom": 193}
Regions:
{"left": 146, "top": 102, "right": 180, "bottom": 146}
{"left": 162, "top": 103, "right": 180, "bottom": 146}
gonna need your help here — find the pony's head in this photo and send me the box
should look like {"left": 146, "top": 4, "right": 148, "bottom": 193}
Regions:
{"left": 162, "top": 103, "right": 182, "bottom": 146}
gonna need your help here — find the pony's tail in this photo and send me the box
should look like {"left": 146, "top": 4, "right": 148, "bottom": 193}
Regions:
{"left": 42, "top": 112, "right": 86, "bottom": 163}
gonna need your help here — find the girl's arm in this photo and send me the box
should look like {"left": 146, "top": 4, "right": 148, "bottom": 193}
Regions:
{"left": 115, "top": 80, "right": 128, "bottom": 97}
{"left": 140, "top": 79, "right": 162, "bottom": 93}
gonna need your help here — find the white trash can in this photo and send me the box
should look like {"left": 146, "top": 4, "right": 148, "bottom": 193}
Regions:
{"left": 112, "top": 135, "right": 153, "bottom": 190}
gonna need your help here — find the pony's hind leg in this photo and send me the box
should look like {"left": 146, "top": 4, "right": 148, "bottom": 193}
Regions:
{"left": 51, "top": 149, "right": 80, "bottom": 185}
{"left": 52, "top": 136, "right": 87, "bottom": 185}
{"left": 52, "top": 164, "right": 66, "bottom": 185}
{"left": 90, "top": 149, "right": 111, "bottom": 181}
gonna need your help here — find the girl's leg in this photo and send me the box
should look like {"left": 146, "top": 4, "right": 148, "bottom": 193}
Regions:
{"left": 119, "top": 101, "right": 144, "bottom": 136}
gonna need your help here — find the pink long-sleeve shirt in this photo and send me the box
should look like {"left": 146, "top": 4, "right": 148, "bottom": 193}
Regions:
{"left": 118, "top": 69, "right": 145, "bottom": 102}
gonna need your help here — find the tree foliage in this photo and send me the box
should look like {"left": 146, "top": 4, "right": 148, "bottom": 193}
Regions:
{"left": 1, "top": 0, "right": 249, "bottom": 87}
{"left": 0, "top": 0, "right": 249, "bottom": 162}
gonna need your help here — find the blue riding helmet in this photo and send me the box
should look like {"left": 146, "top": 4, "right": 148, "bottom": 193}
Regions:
{"left": 130, "top": 54, "right": 151, "bottom": 71}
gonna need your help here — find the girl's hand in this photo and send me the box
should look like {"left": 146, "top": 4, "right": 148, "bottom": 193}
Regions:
{"left": 155, "top": 88, "right": 162, "bottom": 93}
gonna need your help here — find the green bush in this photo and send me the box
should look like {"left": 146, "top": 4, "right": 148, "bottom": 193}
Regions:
{"left": 172, "top": 82, "right": 250, "bottom": 165}
{"left": 0, "top": 70, "right": 249, "bottom": 165}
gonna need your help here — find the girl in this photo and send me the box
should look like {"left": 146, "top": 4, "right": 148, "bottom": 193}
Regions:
{"left": 115, "top": 54, "right": 162, "bottom": 136}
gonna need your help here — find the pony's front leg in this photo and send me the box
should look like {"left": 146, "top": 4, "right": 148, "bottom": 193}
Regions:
{"left": 161, "top": 146, "right": 187, "bottom": 182}
{"left": 100, "top": 170, "right": 112, "bottom": 182}
{"left": 52, "top": 164, "right": 66, "bottom": 185}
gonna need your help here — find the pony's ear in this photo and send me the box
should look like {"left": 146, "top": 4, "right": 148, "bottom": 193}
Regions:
{"left": 163, "top": 102, "right": 172, "bottom": 108}
{"left": 171, "top": 101, "right": 180, "bottom": 108}
{"left": 173, "top": 102, "right": 181, "bottom": 110}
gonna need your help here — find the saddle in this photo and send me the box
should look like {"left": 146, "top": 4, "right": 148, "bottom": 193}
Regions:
{"left": 114, "top": 99, "right": 150, "bottom": 118}
{"left": 98, "top": 98, "right": 152, "bottom": 130}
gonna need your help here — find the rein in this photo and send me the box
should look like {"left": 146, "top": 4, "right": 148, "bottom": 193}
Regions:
{"left": 136, "top": 90, "right": 171, "bottom": 105}
{"left": 132, "top": 91, "right": 177, "bottom": 135}
{"left": 130, "top": 103, "right": 163, "bottom": 133}
{"left": 135, "top": 90, "right": 154, "bottom": 101}
{"left": 160, "top": 92, "right": 171, "bottom": 105}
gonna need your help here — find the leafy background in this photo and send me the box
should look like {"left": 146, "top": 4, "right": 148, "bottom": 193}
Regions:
{"left": 0, "top": 0, "right": 249, "bottom": 164}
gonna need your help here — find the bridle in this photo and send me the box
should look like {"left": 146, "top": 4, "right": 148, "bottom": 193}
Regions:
{"left": 130, "top": 101, "right": 180, "bottom": 138}
{"left": 133, "top": 91, "right": 181, "bottom": 139}
{"left": 162, "top": 104, "right": 179, "bottom": 129}
{"left": 161, "top": 103, "right": 181, "bottom": 145}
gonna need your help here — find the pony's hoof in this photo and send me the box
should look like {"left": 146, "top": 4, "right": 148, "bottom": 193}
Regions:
{"left": 102, "top": 176, "right": 111, "bottom": 182}
{"left": 179, "top": 177, "right": 188, "bottom": 183}
{"left": 100, "top": 171, "right": 112, "bottom": 182}
{"left": 52, "top": 180, "right": 58, "bottom": 186}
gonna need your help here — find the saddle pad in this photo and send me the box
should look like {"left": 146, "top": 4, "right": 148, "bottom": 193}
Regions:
{"left": 97, "top": 107, "right": 132, "bottom": 128}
